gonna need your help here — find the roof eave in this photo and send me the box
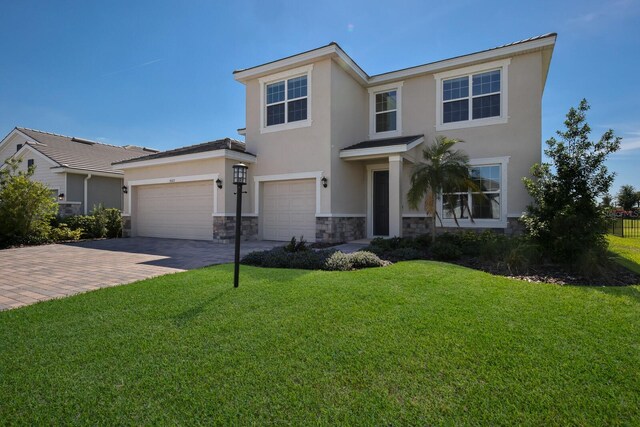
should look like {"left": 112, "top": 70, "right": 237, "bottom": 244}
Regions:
{"left": 114, "top": 149, "right": 257, "bottom": 170}
{"left": 340, "top": 137, "right": 424, "bottom": 160}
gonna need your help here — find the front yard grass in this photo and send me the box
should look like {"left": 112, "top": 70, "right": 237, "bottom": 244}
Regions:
{"left": 609, "top": 235, "right": 640, "bottom": 274}
{"left": 1, "top": 261, "right": 639, "bottom": 425}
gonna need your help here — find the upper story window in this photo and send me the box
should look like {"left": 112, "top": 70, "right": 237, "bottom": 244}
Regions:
{"left": 27, "top": 159, "right": 34, "bottom": 168}
{"left": 259, "top": 64, "right": 313, "bottom": 134}
{"left": 266, "top": 76, "right": 307, "bottom": 126}
{"left": 369, "top": 82, "right": 403, "bottom": 139}
{"left": 435, "top": 59, "right": 509, "bottom": 131}
{"left": 16, "top": 144, "right": 22, "bottom": 152}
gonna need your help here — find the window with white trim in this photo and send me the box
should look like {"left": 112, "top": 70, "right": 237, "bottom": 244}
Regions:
{"left": 442, "top": 165, "right": 501, "bottom": 220}
{"left": 375, "top": 90, "right": 397, "bottom": 133}
{"left": 265, "top": 75, "right": 308, "bottom": 127}
{"left": 443, "top": 69, "right": 501, "bottom": 124}
{"left": 369, "top": 82, "right": 403, "bottom": 138}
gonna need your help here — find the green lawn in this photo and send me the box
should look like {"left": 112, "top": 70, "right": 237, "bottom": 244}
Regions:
{"left": 609, "top": 235, "right": 640, "bottom": 274}
{"left": 1, "top": 261, "right": 639, "bottom": 425}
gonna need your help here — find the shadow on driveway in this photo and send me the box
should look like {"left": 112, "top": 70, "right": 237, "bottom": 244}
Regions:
{"left": 64, "top": 237, "right": 283, "bottom": 270}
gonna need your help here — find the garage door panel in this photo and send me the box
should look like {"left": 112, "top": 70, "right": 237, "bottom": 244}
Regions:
{"left": 263, "top": 179, "right": 315, "bottom": 242}
{"left": 135, "top": 181, "right": 213, "bottom": 240}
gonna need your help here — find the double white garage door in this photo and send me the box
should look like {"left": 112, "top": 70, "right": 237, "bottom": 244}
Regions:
{"left": 134, "top": 179, "right": 316, "bottom": 242}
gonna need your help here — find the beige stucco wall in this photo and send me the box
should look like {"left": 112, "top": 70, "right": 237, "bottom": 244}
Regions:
{"left": 243, "top": 58, "right": 333, "bottom": 214}
{"left": 241, "top": 50, "right": 545, "bottom": 222}
{"left": 122, "top": 157, "right": 254, "bottom": 216}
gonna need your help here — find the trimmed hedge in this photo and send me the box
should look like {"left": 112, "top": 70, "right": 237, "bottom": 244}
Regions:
{"left": 242, "top": 247, "right": 387, "bottom": 271}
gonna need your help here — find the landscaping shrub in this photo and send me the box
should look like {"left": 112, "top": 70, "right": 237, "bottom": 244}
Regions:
{"left": 323, "top": 251, "right": 352, "bottom": 271}
{"left": 284, "top": 236, "right": 308, "bottom": 253}
{"left": 50, "top": 224, "right": 83, "bottom": 242}
{"left": 64, "top": 215, "right": 98, "bottom": 239}
{"left": 0, "top": 159, "right": 58, "bottom": 248}
{"left": 101, "top": 208, "right": 122, "bottom": 238}
{"left": 431, "top": 240, "right": 462, "bottom": 261}
{"left": 389, "top": 247, "right": 423, "bottom": 261}
{"left": 503, "top": 240, "right": 541, "bottom": 274}
{"left": 242, "top": 247, "right": 386, "bottom": 271}
{"left": 348, "top": 251, "right": 387, "bottom": 269}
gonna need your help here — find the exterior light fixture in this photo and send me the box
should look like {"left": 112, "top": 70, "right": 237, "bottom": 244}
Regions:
{"left": 321, "top": 176, "right": 328, "bottom": 188}
{"left": 216, "top": 178, "right": 223, "bottom": 189}
{"left": 58, "top": 193, "right": 65, "bottom": 201}
{"left": 122, "top": 185, "right": 128, "bottom": 194}
{"left": 232, "top": 163, "right": 249, "bottom": 288}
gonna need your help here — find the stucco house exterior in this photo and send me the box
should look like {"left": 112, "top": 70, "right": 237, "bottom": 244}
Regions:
{"left": 116, "top": 33, "right": 556, "bottom": 243}
{"left": 0, "top": 127, "right": 155, "bottom": 215}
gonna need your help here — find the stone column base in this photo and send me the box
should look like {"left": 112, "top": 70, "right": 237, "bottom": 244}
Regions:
{"left": 402, "top": 216, "right": 430, "bottom": 237}
{"left": 316, "top": 217, "right": 366, "bottom": 243}
{"left": 58, "top": 202, "right": 82, "bottom": 217}
{"left": 122, "top": 215, "right": 132, "bottom": 237}
{"left": 213, "top": 216, "right": 258, "bottom": 243}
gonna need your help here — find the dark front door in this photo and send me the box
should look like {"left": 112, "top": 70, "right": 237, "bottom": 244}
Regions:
{"left": 373, "top": 170, "right": 389, "bottom": 236}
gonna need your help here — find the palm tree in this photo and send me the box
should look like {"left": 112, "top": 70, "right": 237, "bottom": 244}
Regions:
{"left": 407, "top": 136, "right": 475, "bottom": 242}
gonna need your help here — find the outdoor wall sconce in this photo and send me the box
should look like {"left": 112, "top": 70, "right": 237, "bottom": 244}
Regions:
{"left": 58, "top": 193, "right": 65, "bottom": 201}
{"left": 216, "top": 178, "right": 223, "bottom": 189}
{"left": 122, "top": 185, "right": 128, "bottom": 194}
{"left": 321, "top": 176, "right": 328, "bottom": 188}
{"left": 232, "top": 163, "right": 248, "bottom": 288}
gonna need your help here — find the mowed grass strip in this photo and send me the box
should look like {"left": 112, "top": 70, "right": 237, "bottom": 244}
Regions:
{"left": 609, "top": 235, "right": 640, "bottom": 274}
{"left": 1, "top": 261, "right": 639, "bottom": 425}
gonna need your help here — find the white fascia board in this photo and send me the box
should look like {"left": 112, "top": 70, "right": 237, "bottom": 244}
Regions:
{"left": 115, "top": 149, "right": 257, "bottom": 170}
{"left": 234, "top": 45, "right": 336, "bottom": 83}
{"left": 0, "top": 128, "right": 39, "bottom": 153}
{"left": 10, "top": 144, "right": 60, "bottom": 167}
{"left": 340, "top": 137, "right": 424, "bottom": 159}
{"left": 50, "top": 167, "right": 123, "bottom": 178}
{"left": 367, "top": 36, "right": 556, "bottom": 86}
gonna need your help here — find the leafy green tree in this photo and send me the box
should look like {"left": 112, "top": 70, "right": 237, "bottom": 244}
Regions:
{"left": 601, "top": 193, "right": 613, "bottom": 207}
{"left": 522, "top": 99, "right": 621, "bottom": 264}
{"left": 616, "top": 185, "right": 638, "bottom": 210}
{"left": 407, "top": 136, "right": 475, "bottom": 242}
{"left": 0, "top": 159, "right": 58, "bottom": 247}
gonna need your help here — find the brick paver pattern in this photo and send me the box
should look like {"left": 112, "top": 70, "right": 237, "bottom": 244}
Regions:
{"left": 0, "top": 237, "right": 281, "bottom": 311}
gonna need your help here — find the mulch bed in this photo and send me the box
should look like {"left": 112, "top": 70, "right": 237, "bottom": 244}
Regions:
{"left": 455, "top": 257, "right": 640, "bottom": 286}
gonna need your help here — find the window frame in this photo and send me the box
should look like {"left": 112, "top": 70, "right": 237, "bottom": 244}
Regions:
{"left": 259, "top": 64, "right": 313, "bottom": 134}
{"left": 438, "top": 156, "right": 509, "bottom": 228}
{"left": 368, "top": 81, "right": 403, "bottom": 139}
{"left": 434, "top": 59, "right": 510, "bottom": 131}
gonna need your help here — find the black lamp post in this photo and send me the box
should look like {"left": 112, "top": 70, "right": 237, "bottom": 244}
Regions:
{"left": 232, "top": 163, "right": 248, "bottom": 288}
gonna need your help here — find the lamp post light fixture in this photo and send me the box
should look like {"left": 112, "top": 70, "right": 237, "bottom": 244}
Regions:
{"left": 232, "top": 163, "right": 248, "bottom": 288}
{"left": 122, "top": 185, "right": 128, "bottom": 194}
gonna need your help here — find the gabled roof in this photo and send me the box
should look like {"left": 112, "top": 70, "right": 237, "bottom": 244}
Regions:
{"left": 5, "top": 127, "right": 156, "bottom": 174}
{"left": 233, "top": 33, "right": 557, "bottom": 87}
{"left": 113, "top": 138, "right": 255, "bottom": 166}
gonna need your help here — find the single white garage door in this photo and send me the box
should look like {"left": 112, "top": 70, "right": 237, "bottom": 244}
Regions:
{"left": 135, "top": 181, "right": 213, "bottom": 240}
{"left": 263, "top": 179, "right": 316, "bottom": 242}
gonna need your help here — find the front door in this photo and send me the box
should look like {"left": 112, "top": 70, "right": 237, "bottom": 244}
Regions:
{"left": 373, "top": 170, "right": 389, "bottom": 236}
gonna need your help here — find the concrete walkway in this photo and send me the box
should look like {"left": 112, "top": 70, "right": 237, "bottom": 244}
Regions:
{"left": 0, "top": 238, "right": 281, "bottom": 311}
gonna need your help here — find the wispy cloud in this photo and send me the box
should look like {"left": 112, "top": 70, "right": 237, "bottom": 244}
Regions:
{"left": 565, "top": 0, "right": 638, "bottom": 27}
{"left": 620, "top": 132, "right": 640, "bottom": 151}
{"left": 101, "top": 59, "right": 162, "bottom": 77}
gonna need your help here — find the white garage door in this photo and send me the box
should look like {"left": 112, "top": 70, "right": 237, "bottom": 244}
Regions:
{"left": 263, "top": 179, "right": 316, "bottom": 242}
{"left": 135, "top": 181, "right": 213, "bottom": 240}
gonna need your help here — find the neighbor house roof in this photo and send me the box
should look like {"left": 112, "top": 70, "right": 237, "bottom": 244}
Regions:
{"left": 233, "top": 33, "right": 557, "bottom": 87}
{"left": 113, "top": 138, "right": 255, "bottom": 166}
{"left": 11, "top": 127, "right": 156, "bottom": 174}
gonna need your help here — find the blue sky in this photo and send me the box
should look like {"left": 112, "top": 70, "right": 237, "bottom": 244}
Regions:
{"left": 0, "top": 0, "right": 638, "bottom": 195}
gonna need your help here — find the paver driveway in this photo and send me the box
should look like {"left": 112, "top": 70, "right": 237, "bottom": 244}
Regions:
{"left": 0, "top": 237, "right": 282, "bottom": 311}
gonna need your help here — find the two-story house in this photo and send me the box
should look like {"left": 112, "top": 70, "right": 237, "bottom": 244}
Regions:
{"left": 116, "top": 33, "right": 556, "bottom": 242}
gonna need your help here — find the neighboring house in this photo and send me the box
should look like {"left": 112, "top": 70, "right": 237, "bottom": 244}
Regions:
{"left": 0, "top": 128, "right": 156, "bottom": 215}
{"left": 116, "top": 33, "right": 556, "bottom": 243}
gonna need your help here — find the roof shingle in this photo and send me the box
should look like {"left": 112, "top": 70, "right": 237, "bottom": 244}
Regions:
{"left": 16, "top": 128, "right": 155, "bottom": 174}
